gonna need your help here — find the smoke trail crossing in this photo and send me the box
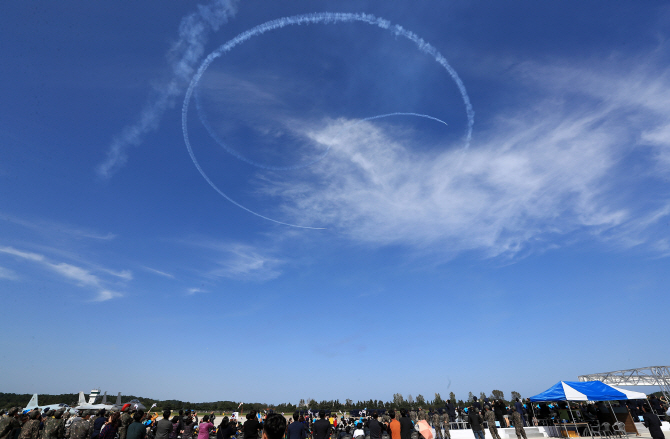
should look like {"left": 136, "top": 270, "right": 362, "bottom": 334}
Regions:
{"left": 183, "top": 12, "right": 474, "bottom": 228}
{"left": 194, "top": 86, "right": 333, "bottom": 171}
{"left": 96, "top": 0, "right": 238, "bottom": 179}
{"left": 197, "top": 82, "right": 450, "bottom": 170}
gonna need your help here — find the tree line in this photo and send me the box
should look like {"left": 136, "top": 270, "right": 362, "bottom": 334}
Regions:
{"left": 1, "top": 390, "right": 524, "bottom": 412}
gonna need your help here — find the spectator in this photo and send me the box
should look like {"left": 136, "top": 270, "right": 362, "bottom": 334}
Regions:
{"left": 156, "top": 411, "right": 173, "bottom": 439}
{"left": 262, "top": 414, "right": 286, "bottom": 439}
{"left": 126, "top": 412, "right": 147, "bottom": 439}
{"left": 243, "top": 412, "right": 261, "bottom": 439}
{"left": 368, "top": 412, "right": 381, "bottom": 439}
{"left": 287, "top": 413, "right": 306, "bottom": 439}
{"left": 514, "top": 399, "right": 526, "bottom": 427}
{"left": 92, "top": 410, "right": 107, "bottom": 439}
{"left": 198, "top": 415, "right": 214, "bottom": 439}
{"left": 352, "top": 424, "right": 365, "bottom": 439}
{"left": 313, "top": 411, "right": 332, "bottom": 439}
{"left": 100, "top": 412, "right": 120, "bottom": 439}
{"left": 388, "top": 411, "right": 400, "bottom": 439}
{"left": 467, "top": 407, "right": 484, "bottom": 439}
{"left": 641, "top": 406, "right": 663, "bottom": 439}
{"left": 398, "top": 410, "right": 413, "bottom": 439}
{"left": 217, "top": 417, "right": 236, "bottom": 439}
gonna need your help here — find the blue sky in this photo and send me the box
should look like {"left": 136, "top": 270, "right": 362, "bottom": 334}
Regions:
{"left": 1, "top": 1, "right": 669, "bottom": 404}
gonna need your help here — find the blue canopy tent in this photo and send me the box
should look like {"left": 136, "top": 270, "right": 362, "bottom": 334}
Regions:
{"left": 529, "top": 381, "right": 646, "bottom": 437}
{"left": 529, "top": 380, "right": 642, "bottom": 402}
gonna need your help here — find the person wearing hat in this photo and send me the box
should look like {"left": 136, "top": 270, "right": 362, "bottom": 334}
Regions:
{"left": 0, "top": 408, "right": 21, "bottom": 439}
{"left": 43, "top": 410, "right": 65, "bottom": 439}
{"left": 118, "top": 407, "right": 132, "bottom": 439}
{"left": 17, "top": 411, "right": 40, "bottom": 439}
{"left": 70, "top": 412, "right": 92, "bottom": 439}
{"left": 483, "top": 406, "right": 500, "bottom": 439}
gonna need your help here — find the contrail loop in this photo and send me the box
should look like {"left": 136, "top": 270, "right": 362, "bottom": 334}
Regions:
{"left": 194, "top": 86, "right": 332, "bottom": 171}
{"left": 183, "top": 12, "right": 474, "bottom": 229}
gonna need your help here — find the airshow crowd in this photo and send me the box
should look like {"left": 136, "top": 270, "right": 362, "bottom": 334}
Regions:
{"left": 0, "top": 394, "right": 668, "bottom": 439}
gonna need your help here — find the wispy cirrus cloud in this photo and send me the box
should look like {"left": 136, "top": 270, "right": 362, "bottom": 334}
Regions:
{"left": 257, "top": 59, "right": 670, "bottom": 259}
{"left": 207, "top": 243, "right": 284, "bottom": 281}
{"left": 0, "top": 266, "right": 18, "bottom": 280}
{"left": 183, "top": 239, "right": 284, "bottom": 282}
{"left": 143, "top": 266, "right": 175, "bottom": 279}
{"left": 0, "top": 245, "right": 126, "bottom": 301}
{"left": 187, "top": 287, "right": 207, "bottom": 295}
{"left": 0, "top": 212, "right": 116, "bottom": 241}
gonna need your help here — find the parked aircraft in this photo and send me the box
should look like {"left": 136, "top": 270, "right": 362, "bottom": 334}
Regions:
{"left": 23, "top": 394, "right": 75, "bottom": 414}
{"left": 75, "top": 390, "right": 146, "bottom": 412}
{"left": 75, "top": 389, "right": 116, "bottom": 411}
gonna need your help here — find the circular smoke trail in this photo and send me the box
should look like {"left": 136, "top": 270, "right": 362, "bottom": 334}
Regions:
{"left": 183, "top": 12, "right": 474, "bottom": 229}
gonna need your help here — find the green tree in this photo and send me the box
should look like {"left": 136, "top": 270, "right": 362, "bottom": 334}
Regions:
{"left": 510, "top": 391, "right": 521, "bottom": 401}
{"left": 434, "top": 393, "right": 443, "bottom": 406}
{"left": 479, "top": 392, "right": 487, "bottom": 402}
{"left": 393, "top": 394, "right": 404, "bottom": 406}
{"left": 468, "top": 392, "right": 474, "bottom": 402}
{"left": 416, "top": 395, "right": 425, "bottom": 406}
{"left": 408, "top": 394, "right": 414, "bottom": 405}
{"left": 449, "top": 392, "right": 456, "bottom": 404}
{"left": 490, "top": 390, "right": 504, "bottom": 401}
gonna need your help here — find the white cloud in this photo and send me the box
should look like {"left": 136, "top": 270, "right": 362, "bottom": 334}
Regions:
{"left": 0, "top": 246, "right": 45, "bottom": 262}
{"left": 0, "top": 266, "right": 18, "bottom": 280}
{"left": 0, "top": 213, "right": 116, "bottom": 241}
{"left": 143, "top": 266, "right": 175, "bottom": 279}
{"left": 207, "top": 243, "right": 283, "bottom": 281}
{"left": 186, "top": 287, "right": 207, "bottom": 295}
{"left": 101, "top": 268, "right": 133, "bottom": 281}
{"left": 0, "top": 245, "right": 127, "bottom": 301}
{"left": 94, "top": 290, "right": 123, "bottom": 302}
{"left": 183, "top": 240, "right": 284, "bottom": 282}
{"left": 47, "top": 262, "right": 102, "bottom": 287}
{"left": 257, "top": 61, "right": 670, "bottom": 258}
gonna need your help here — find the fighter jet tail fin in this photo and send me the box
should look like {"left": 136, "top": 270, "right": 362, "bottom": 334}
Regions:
{"left": 102, "top": 392, "right": 107, "bottom": 404}
{"left": 26, "top": 394, "right": 38, "bottom": 409}
{"left": 116, "top": 393, "right": 121, "bottom": 405}
{"left": 78, "top": 392, "right": 86, "bottom": 406}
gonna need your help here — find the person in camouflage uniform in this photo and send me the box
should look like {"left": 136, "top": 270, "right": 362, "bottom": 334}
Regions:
{"left": 381, "top": 412, "right": 391, "bottom": 426}
{"left": 0, "top": 408, "right": 21, "bottom": 439}
{"left": 18, "top": 411, "right": 41, "bottom": 439}
{"left": 417, "top": 409, "right": 426, "bottom": 422}
{"left": 43, "top": 411, "right": 65, "bottom": 439}
{"left": 441, "top": 410, "right": 450, "bottom": 439}
{"left": 483, "top": 407, "right": 500, "bottom": 439}
{"left": 69, "top": 413, "right": 91, "bottom": 439}
{"left": 509, "top": 410, "right": 526, "bottom": 439}
{"left": 118, "top": 410, "right": 132, "bottom": 439}
{"left": 409, "top": 410, "right": 417, "bottom": 423}
{"left": 431, "top": 411, "right": 442, "bottom": 439}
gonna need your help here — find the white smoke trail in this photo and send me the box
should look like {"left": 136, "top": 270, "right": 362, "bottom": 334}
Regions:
{"left": 358, "top": 113, "right": 448, "bottom": 127}
{"left": 183, "top": 12, "right": 473, "bottom": 228}
{"left": 96, "top": 0, "right": 238, "bottom": 179}
{"left": 194, "top": 85, "right": 333, "bottom": 171}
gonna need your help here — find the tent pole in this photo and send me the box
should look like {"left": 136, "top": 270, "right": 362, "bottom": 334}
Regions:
{"left": 566, "top": 402, "right": 580, "bottom": 438}
{"left": 607, "top": 401, "right": 615, "bottom": 427}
